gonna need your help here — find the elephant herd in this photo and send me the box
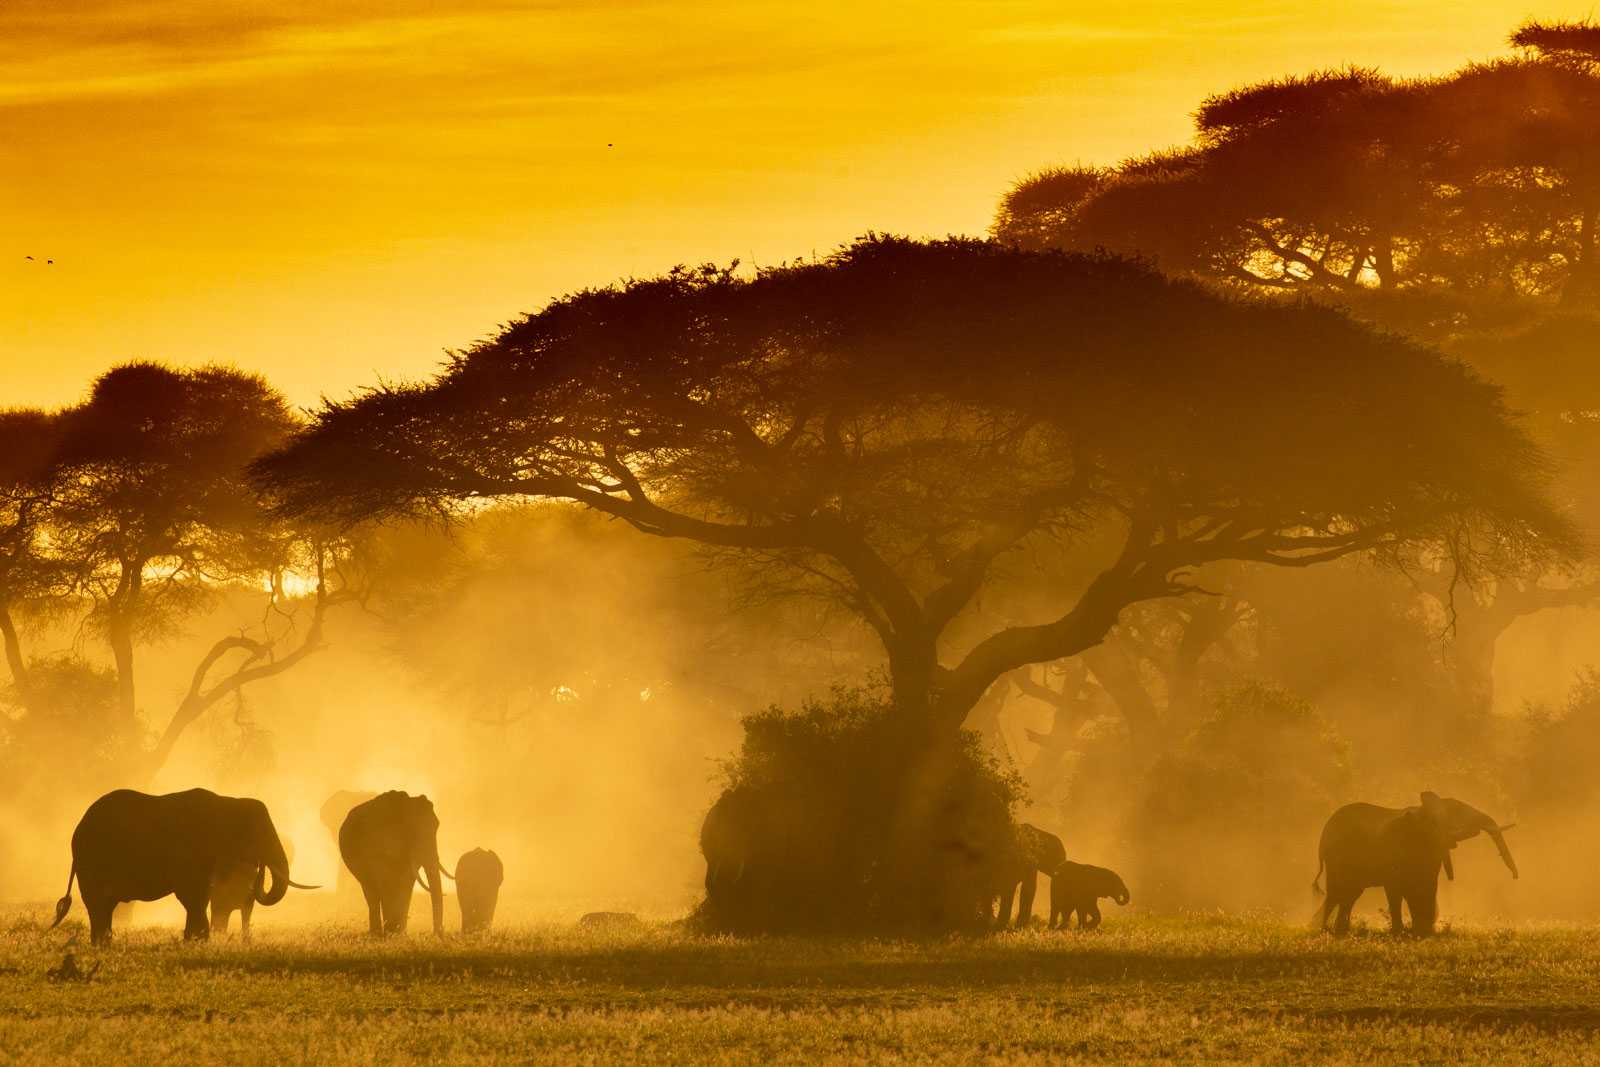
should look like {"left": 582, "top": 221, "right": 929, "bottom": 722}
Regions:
{"left": 700, "top": 788, "right": 1517, "bottom": 937}
{"left": 42, "top": 785, "right": 1518, "bottom": 944}
{"left": 48, "top": 787, "right": 504, "bottom": 945}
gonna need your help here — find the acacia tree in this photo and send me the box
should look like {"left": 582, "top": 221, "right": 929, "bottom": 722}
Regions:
{"left": 255, "top": 238, "right": 1571, "bottom": 749}
{"left": 0, "top": 363, "right": 358, "bottom": 785}
{"left": 996, "top": 23, "right": 1600, "bottom": 315}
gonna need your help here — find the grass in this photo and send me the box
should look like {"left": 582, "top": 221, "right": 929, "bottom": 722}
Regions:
{"left": 3, "top": 900, "right": 1600, "bottom": 1064}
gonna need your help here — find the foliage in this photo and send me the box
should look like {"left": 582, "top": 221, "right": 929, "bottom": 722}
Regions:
{"left": 701, "top": 686, "right": 1023, "bottom": 934}
{"left": 0, "top": 362, "right": 355, "bottom": 788}
{"left": 1129, "top": 681, "right": 1350, "bottom": 911}
{"left": 995, "top": 22, "right": 1600, "bottom": 317}
{"left": 255, "top": 237, "right": 1574, "bottom": 738}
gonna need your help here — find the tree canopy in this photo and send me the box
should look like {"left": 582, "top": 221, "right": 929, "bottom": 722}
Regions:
{"left": 256, "top": 237, "right": 1573, "bottom": 737}
{"left": 995, "top": 22, "right": 1600, "bottom": 317}
{"left": 0, "top": 362, "right": 355, "bottom": 786}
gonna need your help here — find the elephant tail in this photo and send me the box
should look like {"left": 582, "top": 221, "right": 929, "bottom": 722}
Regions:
{"left": 49, "top": 862, "right": 76, "bottom": 929}
{"left": 1311, "top": 856, "right": 1325, "bottom": 897}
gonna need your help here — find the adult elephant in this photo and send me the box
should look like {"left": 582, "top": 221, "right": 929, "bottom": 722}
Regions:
{"left": 339, "top": 791, "right": 450, "bottom": 935}
{"left": 320, "top": 790, "right": 379, "bottom": 893}
{"left": 699, "top": 785, "right": 823, "bottom": 933}
{"left": 49, "top": 788, "right": 316, "bottom": 945}
{"left": 1313, "top": 791, "right": 1518, "bottom": 937}
{"left": 992, "top": 822, "right": 1067, "bottom": 929}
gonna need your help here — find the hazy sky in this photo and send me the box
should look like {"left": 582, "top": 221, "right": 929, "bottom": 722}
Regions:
{"left": 1, "top": 1, "right": 1573, "bottom": 407}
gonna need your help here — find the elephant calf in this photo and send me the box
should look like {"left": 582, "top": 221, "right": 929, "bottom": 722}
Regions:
{"left": 455, "top": 848, "right": 504, "bottom": 933}
{"left": 211, "top": 834, "right": 296, "bottom": 940}
{"left": 1049, "top": 861, "right": 1129, "bottom": 931}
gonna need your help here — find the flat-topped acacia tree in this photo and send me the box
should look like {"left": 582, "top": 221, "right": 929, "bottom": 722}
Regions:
{"left": 254, "top": 237, "right": 1574, "bottom": 746}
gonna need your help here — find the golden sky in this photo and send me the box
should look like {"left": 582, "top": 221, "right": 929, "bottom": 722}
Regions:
{"left": 1, "top": 1, "right": 1574, "bottom": 407}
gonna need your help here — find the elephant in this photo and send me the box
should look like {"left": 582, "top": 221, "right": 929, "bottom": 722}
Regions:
{"left": 320, "top": 790, "right": 379, "bottom": 894}
{"left": 50, "top": 788, "right": 316, "bottom": 945}
{"left": 1049, "top": 861, "right": 1129, "bottom": 931}
{"left": 338, "top": 790, "right": 451, "bottom": 935}
{"left": 455, "top": 848, "right": 504, "bottom": 933}
{"left": 991, "top": 822, "right": 1067, "bottom": 928}
{"left": 210, "top": 833, "right": 296, "bottom": 939}
{"left": 699, "top": 785, "right": 827, "bottom": 933}
{"left": 1313, "top": 791, "right": 1518, "bottom": 937}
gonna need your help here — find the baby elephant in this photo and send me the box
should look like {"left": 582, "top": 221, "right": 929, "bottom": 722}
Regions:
{"left": 456, "top": 848, "right": 504, "bottom": 933}
{"left": 211, "top": 834, "right": 295, "bottom": 940}
{"left": 1049, "top": 861, "right": 1130, "bottom": 931}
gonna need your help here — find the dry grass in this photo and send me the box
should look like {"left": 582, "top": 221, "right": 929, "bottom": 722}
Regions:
{"left": 3, "top": 902, "right": 1600, "bottom": 1064}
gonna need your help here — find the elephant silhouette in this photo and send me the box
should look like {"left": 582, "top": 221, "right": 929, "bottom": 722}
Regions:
{"left": 338, "top": 791, "right": 451, "bottom": 936}
{"left": 992, "top": 822, "right": 1067, "bottom": 928}
{"left": 1313, "top": 791, "right": 1517, "bottom": 936}
{"left": 50, "top": 788, "right": 316, "bottom": 944}
{"left": 210, "top": 833, "right": 297, "bottom": 939}
{"left": 1049, "top": 861, "right": 1129, "bottom": 931}
{"left": 455, "top": 848, "right": 504, "bottom": 933}
{"left": 320, "top": 790, "right": 379, "bottom": 894}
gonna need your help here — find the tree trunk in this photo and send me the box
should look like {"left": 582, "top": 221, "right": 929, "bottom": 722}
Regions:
{"left": 0, "top": 604, "right": 38, "bottom": 716}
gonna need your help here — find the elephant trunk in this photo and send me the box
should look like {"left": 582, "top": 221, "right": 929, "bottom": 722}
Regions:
{"left": 1114, "top": 889, "right": 1130, "bottom": 906}
{"left": 255, "top": 852, "right": 290, "bottom": 906}
{"left": 1484, "top": 820, "right": 1519, "bottom": 879}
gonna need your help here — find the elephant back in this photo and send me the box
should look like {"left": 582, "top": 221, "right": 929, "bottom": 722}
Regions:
{"left": 456, "top": 848, "right": 504, "bottom": 888}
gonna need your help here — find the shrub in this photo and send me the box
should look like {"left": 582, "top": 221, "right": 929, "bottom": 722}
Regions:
{"left": 1128, "top": 680, "right": 1350, "bottom": 913}
{"left": 698, "top": 686, "right": 1023, "bottom": 934}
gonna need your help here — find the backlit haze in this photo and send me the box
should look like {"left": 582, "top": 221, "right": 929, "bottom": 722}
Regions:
{"left": 1, "top": 0, "right": 1573, "bottom": 406}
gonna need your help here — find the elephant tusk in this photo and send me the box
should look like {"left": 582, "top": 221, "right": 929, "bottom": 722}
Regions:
{"left": 286, "top": 880, "right": 321, "bottom": 890}
{"left": 1498, "top": 823, "right": 1516, "bottom": 832}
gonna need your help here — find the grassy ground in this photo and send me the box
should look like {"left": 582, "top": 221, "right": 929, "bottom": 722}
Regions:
{"left": 2, "top": 902, "right": 1599, "bottom": 1064}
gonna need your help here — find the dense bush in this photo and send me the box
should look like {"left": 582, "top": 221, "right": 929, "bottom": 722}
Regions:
{"left": 697, "top": 686, "right": 1023, "bottom": 934}
{"left": 1128, "top": 680, "right": 1350, "bottom": 913}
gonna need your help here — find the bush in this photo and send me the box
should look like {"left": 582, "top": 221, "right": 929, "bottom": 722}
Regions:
{"left": 697, "top": 686, "right": 1023, "bottom": 934}
{"left": 1128, "top": 680, "right": 1350, "bottom": 913}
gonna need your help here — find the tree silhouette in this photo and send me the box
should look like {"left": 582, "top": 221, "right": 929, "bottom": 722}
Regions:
{"left": 255, "top": 237, "right": 1572, "bottom": 745}
{"left": 0, "top": 363, "right": 358, "bottom": 784}
{"left": 996, "top": 25, "right": 1600, "bottom": 314}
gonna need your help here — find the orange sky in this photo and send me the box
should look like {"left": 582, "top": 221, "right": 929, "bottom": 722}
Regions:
{"left": 1, "top": 1, "right": 1576, "bottom": 407}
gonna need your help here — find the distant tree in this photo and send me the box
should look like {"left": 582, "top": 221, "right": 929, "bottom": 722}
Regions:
{"left": 255, "top": 238, "right": 1572, "bottom": 753}
{"left": 996, "top": 24, "right": 1600, "bottom": 315}
{"left": 0, "top": 363, "right": 359, "bottom": 785}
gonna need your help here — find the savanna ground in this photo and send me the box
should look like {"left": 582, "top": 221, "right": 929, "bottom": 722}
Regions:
{"left": 2, "top": 898, "right": 1598, "bottom": 1065}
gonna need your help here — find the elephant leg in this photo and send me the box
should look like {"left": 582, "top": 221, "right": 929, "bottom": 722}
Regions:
{"left": 1083, "top": 901, "right": 1102, "bottom": 931}
{"left": 240, "top": 897, "right": 255, "bottom": 942}
{"left": 382, "top": 880, "right": 412, "bottom": 935}
{"left": 1409, "top": 892, "right": 1437, "bottom": 937}
{"left": 995, "top": 882, "right": 1018, "bottom": 929}
{"left": 210, "top": 905, "right": 232, "bottom": 935}
{"left": 87, "top": 895, "right": 116, "bottom": 946}
{"left": 361, "top": 880, "right": 384, "bottom": 936}
{"left": 1384, "top": 886, "right": 1405, "bottom": 935}
{"left": 180, "top": 890, "right": 211, "bottom": 940}
{"left": 1332, "top": 888, "right": 1360, "bottom": 937}
{"left": 1016, "top": 872, "right": 1038, "bottom": 928}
